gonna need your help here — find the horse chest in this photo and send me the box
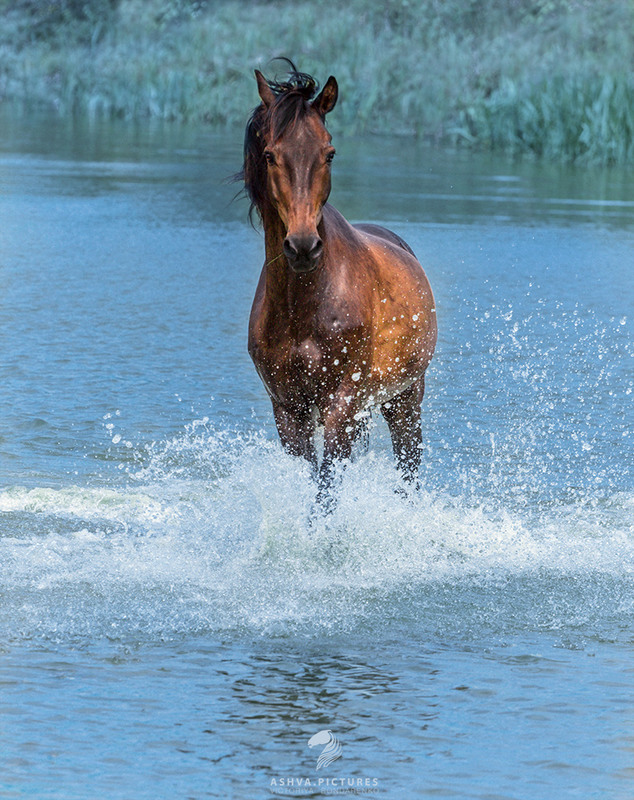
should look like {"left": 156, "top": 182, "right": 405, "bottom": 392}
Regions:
{"left": 255, "top": 292, "right": 360, "bottom": 370}
{"left": 280, "top": 338, "right": 330, "bottom": 396}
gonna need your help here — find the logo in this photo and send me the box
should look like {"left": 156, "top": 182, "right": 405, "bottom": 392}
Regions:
{"left": 268, "top": 727, "right": 380, "bottom": 795}
{"left": 308, "top": 729, "right": 343, "bottom": 770}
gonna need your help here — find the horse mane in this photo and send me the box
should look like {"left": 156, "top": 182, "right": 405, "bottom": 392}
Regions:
{"left": 238, "top": 60, "right": 321, "bottom": 223}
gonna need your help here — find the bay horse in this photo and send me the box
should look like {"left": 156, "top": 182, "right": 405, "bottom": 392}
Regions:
{"left": 241, "top": 64, "right": 437, "bottom": 510}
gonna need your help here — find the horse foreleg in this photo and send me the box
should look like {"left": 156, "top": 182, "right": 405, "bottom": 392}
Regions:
{"left": 381, "top": 376, "right": 425, "bottom": 487}
{"left": 315, "top": 391, "right": 359, "bottom": 512}
{"left": 272, "top": 401, "right": 318, "bottom": 475}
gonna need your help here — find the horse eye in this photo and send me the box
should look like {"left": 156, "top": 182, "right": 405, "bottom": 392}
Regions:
{"left": 326, "top": 151, "right": 335, "bottom": 164}
{"left": 264, "top": 150, "right": 276, "bottom": 165}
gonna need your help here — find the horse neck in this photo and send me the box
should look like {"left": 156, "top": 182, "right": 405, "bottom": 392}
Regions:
{"left": 261, "top": 207, "right": 287, "bottom": 276}
{"left": 260, "top": 206, "right": 327, "bottom": 304}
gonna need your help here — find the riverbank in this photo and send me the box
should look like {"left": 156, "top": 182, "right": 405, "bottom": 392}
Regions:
{"left": 1, "top": 0, "right": 633, "bottom": 163}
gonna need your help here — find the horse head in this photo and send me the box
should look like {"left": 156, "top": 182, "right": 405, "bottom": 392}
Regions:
{"left": 246, "top": 62, "right": 338, "bottom": 273}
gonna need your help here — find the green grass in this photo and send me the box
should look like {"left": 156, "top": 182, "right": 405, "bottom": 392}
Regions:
{"left": 1, "top": 0, "right": 633, "bottom": 164}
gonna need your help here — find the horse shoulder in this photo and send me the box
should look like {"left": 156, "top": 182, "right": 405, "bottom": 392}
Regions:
{"left": 349, "top": 222, "right": 437, "bottom": 381}
{"left": 312, "top": 209, "right": 366, "bottom": 333}
{"left": 354, "top": 228, "right": 435, "bottom": 324}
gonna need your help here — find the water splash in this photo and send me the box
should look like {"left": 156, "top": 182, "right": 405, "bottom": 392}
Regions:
{"left": 1, "top": 424, "right": 632, "bottom": 646}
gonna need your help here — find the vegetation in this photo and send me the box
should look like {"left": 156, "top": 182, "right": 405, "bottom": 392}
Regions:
{"left": 1, "top": 0, "right": 633, "bottom": 163}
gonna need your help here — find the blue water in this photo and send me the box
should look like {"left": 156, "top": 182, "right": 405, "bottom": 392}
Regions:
{"left": 1, "top": 112, "right": 633, "bottom": 799}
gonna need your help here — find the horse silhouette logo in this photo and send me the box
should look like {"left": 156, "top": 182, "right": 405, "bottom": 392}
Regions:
{"left": 308, "top": 729, "right": 342, "bottom": 770}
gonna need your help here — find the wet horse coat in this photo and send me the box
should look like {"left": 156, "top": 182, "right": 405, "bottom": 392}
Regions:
{"left": 242, "top": 65, "right": 437, "bottom": 507}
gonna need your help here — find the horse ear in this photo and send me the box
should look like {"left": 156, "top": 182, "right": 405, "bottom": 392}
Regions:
{"left": 255, "top": 69, "right": 276, "bottom": 108}
{"left": 313, "top": 76, "right": 338, "bottom": 116}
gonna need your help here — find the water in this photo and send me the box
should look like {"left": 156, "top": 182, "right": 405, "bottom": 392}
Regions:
{"left": 0, "top": 109, "right": 633, "bottom": 799}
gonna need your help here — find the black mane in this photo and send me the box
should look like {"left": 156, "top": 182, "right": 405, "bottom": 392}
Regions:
{"left": 238, "top": 60, "right": 321, "bottom": 222}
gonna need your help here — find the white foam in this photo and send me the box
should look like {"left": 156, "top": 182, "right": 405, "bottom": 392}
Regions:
{"left": 1, "top": 428, "right": 632, "bottom": 642}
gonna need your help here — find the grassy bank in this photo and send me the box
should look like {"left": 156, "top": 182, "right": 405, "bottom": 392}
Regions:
{"left": 1, "top": 0, "right": 633, "bottom": 163}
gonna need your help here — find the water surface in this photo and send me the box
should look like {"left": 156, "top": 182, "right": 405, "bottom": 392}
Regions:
{"left": 0, "top": 110, "right": 633, "bottom": 799}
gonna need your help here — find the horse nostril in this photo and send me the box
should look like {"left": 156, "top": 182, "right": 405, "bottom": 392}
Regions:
{"left": 309, "top": 238, "right": 323, "bottom": 260}
{"left": 283, "top": 238, "right": 298, "bottom": 259}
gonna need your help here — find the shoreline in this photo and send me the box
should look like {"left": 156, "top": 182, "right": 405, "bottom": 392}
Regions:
{"left": 1, "top": 0, "right": 633, "bottom": 164}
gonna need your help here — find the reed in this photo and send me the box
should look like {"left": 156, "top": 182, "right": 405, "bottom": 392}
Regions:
{"left": 1, "top": 0, "right": 633, "bottom": 164}
{"left": 454, "top": 73, "right": 634, "bottom": 164}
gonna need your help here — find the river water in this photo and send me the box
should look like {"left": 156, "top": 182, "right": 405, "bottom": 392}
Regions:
{"left": 0, "top": 109, "right": 633, "bottom": 799}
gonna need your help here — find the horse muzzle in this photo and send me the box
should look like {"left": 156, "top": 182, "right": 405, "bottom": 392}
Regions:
{"left": 283, "top": 234, "right": 323, "bottom": 273}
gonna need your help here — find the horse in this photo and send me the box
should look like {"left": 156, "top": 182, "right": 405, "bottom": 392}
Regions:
{"left": 240, "top": 63, "right": 437, "bottom": 510}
